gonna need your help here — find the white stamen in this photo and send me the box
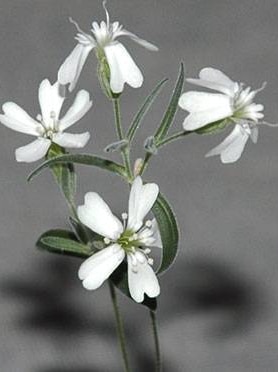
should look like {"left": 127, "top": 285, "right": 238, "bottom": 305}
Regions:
{"left": 102, "top": 0, "right": 110, "bottom": 29}
{"left": 148, "top": 258, "right": 154, "bottom": 266}
{"left": 145, "top": 220, "right": 152, "bottom": 228}
{"left": 104, "top": 237, "right": 111, "bottom": 245}
{"left": 122, "top": 212, "right": 128, "bottom": 220}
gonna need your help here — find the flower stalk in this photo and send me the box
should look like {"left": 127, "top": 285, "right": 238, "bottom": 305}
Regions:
{"left": 112, "top": 98, "right": 133, "bottom": 181}
{"left": 109, "top": 281, "right": 132, "bottom": 372}
{"left": 150, "top": 310, "right": 162, "bottom": 372}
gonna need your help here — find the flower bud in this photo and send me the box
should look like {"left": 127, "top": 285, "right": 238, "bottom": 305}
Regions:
{"left": 133, "top": 158, "right": 144, "bottom": 176}
{"left": 96, "top": 49, "right": 121, "bottom": 100}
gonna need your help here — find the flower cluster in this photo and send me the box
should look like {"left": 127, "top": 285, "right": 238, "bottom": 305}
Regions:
{"left": 0, "top": 1, "right": 273, "bottom": 308}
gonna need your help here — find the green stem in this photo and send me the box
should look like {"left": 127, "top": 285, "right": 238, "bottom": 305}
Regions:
{"left": 150, "top": 311, "right": 162, "bottom": 372}
{"left": 109, "top": 281, "right": 132, "bottom": 372}
{"left": 112, "top": 98, "right": 133, "bottom": 181}
{"left": 156, "top": 130, "right": 191, "bottom": 147}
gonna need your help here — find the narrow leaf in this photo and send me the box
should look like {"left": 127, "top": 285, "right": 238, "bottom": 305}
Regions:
{"left": 152, "top": 193, "right": 179, "bottom": 274}
{"left": 46, "top": 144, "right": 76, "bottom": 204}
{"left": 28, "top": 154, "right": 127, "bottom": 182}
{"left": 154, "top": 63, "right": 185, "bottom": 141}
{"left": 127, "top": 78, "right": 168, "bottom": 143}
{"left": 37, "top": 229, "right": 92, "bottom": 259}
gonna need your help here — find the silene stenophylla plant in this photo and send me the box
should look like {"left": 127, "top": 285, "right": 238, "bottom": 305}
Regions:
{"left": 1, "top": 2, "right": 276, "bottom": 371}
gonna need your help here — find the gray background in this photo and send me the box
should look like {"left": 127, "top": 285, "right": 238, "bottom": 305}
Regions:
{"left": 0, "top": 0, "right": 278, "bottom": 371}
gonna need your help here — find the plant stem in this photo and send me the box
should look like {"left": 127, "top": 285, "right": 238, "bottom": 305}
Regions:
{"left": 150, "top": 310, "right": 162, "bottom": 372}
{"left": 112, "top": 98, "right": 133, "bottom": 181}
{"left": 109, "top": 281, "right": 131, "bottom": 372}
{"left": 156, "top": 130, "right": 191, "bottom": 147}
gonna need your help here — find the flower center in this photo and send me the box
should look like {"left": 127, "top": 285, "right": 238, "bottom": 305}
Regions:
{"left": 102, "top": 214, "right": 156, "bottom": 272}
{"left": 117, "top": 229, "right": 140, "bottom": 252}
{"left": 38, "top": 111, "right": 60, "bottom": 139}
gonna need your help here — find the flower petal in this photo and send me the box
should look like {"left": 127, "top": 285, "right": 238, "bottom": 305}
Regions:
{"left": 179, "top": 92, "right": 231, "bottom": 113}
{"left": 1, "top": 102, "right": 40, "bottom": 136}
{"left": 187, "top": 67, "right": 238, "bottom": 96}
{"left": 149, "top": 219, "right": 162, "bottom": 248}
{"left": 250, "top": 126, "right": 259, "bottom": 143}
{"left": 59, "top": 90, "right": 92, "bottom": 130}
{"left": 137, "top": 219, "right": 162, "bottom": 248}
{"left": 15, "top": 138, "right": 51, "bottom": 163}
{"left": 117, "top": 29, "right": 159, "bottom": 51}
{"left": 38, "top": 79, "right": 65, "bottom": 123}
{"left": 127, "top": 176, "right": 159, "bottom": 232}
{"left": 58, "top": 43, "right": 94, "bottom": 92}
{"left": 77, "top": 192, "right": 123, "bottom": 240}
{"left": 182, "top": 104, "right": 233, "bottom": 131}
{"left": 104, "top": 42, "right": 143, "bottom": 93}
{"left": 205, "top": 124, "right": 250, "bottom": 163}
{"left": 127, "top": 254, "right": 160, "bottom": 303}
{"left": 79, "top": 244, "right": 125, "bottom": 290}
{"left": 52, "top": 132, "right": 90, "bottom": 148}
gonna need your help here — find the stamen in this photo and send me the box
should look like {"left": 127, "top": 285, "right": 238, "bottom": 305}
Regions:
{"left": 259, "top": 121, "right": 278, "bottom": 128}
{"left": 144, "top": 248, "right": 151, "bottom": 254}
{"left": 36, "top": 114, "right": 42, "bottom": 121}
{"left": 148, "top": 258, "right": 154, "bottom": 266}
{"left": 145, "top": 220, "right": 152, "bottom": 228}
{"left": 254, "top": 81, "right": 267, "bottom": 94}
{"left": 122, "top": 212, "right": 128, "bottom": 220}
{"left": 104, "top": 237, "right": 111, "bottom": 245}
{"left": 69, "top": 17, "right": 87, "bottom": 35}
{"left": 102, "top": 0, "right": 110, "bottom": 28}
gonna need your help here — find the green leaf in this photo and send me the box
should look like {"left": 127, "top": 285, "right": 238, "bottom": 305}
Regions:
{"left": 111, "top": 262, "right": 157, "bottom": 311}
{"left": 127, "top": 78, "right": 168, "bottom": 143}
{"left": 195, "top": 119, "right": 231, "bottom": 135}
{"left": 37, "top": 229, "right": 92, "bottom": 259}
{"left": 152, "top": 193, "right": 179, "bottom": 274}
{"left": 28, "top": 154, "right": 127, "bottom": 182}
{"left": 46, "top": 144, "right": 77, "bottom": 204}
{"left": 154, "top": 63, "right": 185, "bottom": 141}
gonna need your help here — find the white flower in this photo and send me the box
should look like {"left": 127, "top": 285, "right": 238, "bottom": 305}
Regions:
{"left": 179, "top": 67, "right": 264, "bottom": 131}
{"left": 0, "top": 79, "right": 92, "bottom": 163}
{"left": 77, "top": 176, "right": 161, "bottom": 303}
{"left": 178, "top": 67, "right": 265, "bottom": 163}
{"left": 58, "top": 1, "right": 158, "bottom": 94}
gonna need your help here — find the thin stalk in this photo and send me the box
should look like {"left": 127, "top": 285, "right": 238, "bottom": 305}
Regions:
{"left": 112, "top": 98, "right": 133, "bottom": 181}
{"left": 156, "top": 130, "right": 191, "bottom": 148}
{"left": 150, "top": 311, "right": 162, "bottom": 372}
{"left": 109, "top": 281, "right": 132, "bottom": 372}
